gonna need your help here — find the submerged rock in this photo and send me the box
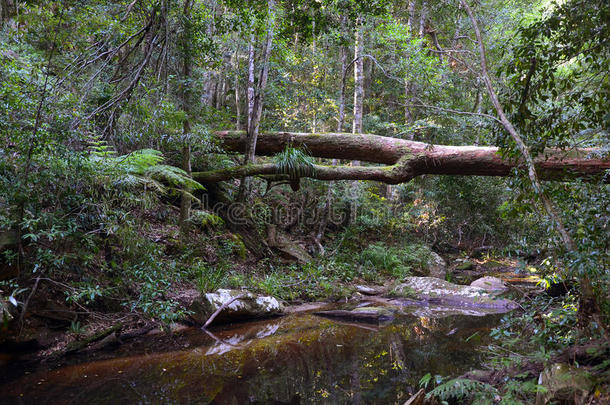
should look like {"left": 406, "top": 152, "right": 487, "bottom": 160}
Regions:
{"left": 189, "top": 289, "right": 284, "bottom": 325}
{"left": 470, "top": 276, "right": 508, "bottom": 294}
{"left": 314, "top": 306, "right": 394, "bottom": 324}
{"left": 536, "top": 363, "right": 594, "bottom": 405}
{"left": 392, "top": 277, "right": 518, "bottom": 311}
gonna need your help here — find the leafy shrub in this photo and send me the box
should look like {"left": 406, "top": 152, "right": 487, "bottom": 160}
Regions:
{"left": 359, "top": 242, "right": 437, "bottom": 278}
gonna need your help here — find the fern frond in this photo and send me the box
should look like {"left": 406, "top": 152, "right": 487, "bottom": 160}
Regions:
{"left": 427, "top": 378, "right": 498, "bottom": 402}
{"left": 119, "top": 149, "right": 164, "bottom": 173}
{"left": 88, "top": 147, "right": 204, "bottom": 195}
{"left": 145, "top": 164, "right": 204, "bottom": 190}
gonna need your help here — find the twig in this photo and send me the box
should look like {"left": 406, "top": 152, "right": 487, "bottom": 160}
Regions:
{"left": 201, "top": 294, "right": 246, "bottom": 329}
{"left": 404, "top": 100, "right": 502, "bottom": 124}
{"left": 18, "top": 272, "right": 43, "bottom": 335}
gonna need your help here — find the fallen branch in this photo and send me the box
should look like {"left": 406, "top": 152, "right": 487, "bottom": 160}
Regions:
{"left": 201, "top": 294, "right": 246, "bottom": 329}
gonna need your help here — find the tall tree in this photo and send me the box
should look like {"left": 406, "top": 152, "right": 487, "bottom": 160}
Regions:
{"left": 179, "top": 0, "right": 194, "bottom": 233}
{"left": 352, "top": 16, "right": 364, "bottom": 136}
{"left": 237, "top": 0, "right": 277, "bottom": 202}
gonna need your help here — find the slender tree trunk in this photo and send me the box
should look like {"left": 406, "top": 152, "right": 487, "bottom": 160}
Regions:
{"left": 315, "top": 16, "right": 348, "bottom": 252}
{"left": 352, "top": 16, "right": 364, "bottom": 169}
{"left": 407, "top": 0, "right": 415, "bottom": 30}
{"left": 246, "top": 30, "right": 256, "bottom": 134}
{"left": 418, "top": 1, "right": 427, "bottom": 38}
{"left": 237, "top": 0, "right": 276, "bottom": 202}
{"left": 234, "top": 47, "right": 241, "bottom": 130}
{"left": 404, "top": 0, "right": 416, "bottom": 132}
{"left": 179, "top": 0, "right": 193, "bottom": 233}
{"left": 352, "top": 17, "right": 364, "bottom": 136}
{"left": 460, "top": 0, "right": 599, "bottom": 320}
{"left": 337, "top": 17, "right": 348, "bottom": 133}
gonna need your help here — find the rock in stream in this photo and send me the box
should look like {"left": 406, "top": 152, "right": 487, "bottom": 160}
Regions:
{"left": 189, "top": 289, "right": 284, "bottom": 325}
{"left": 392, "top": 277, "right": 518, "bottom": 311}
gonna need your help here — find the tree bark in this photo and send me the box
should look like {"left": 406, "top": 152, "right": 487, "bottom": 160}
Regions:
{"left": 195, "top": 131, "right": 609, "bottom": 183}
{"left": 179, "top": 0, "right": 193, "bottom": 233}
{"left": 404, "top": 0, "right": 416, "bottom": 131}
{"left": 237, "top": 0, "right": 276, "bottom": 202}
{"left": 352, "top": 17, "right": 364, "bottom": 136}
{"left": 234, "top": 47, "right": 241, "bottom": 130}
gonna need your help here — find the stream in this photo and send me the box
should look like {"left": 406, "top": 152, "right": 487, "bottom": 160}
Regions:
{"left": 1, "top": 308, "right": 502, "bottom": 404}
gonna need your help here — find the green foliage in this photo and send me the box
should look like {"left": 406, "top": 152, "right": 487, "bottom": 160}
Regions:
{"left": 194, "top": 260, "right": 227, "bottom": 293}
{"left": 359, "top": 242, "right": 436, "bottom": 278}
{"left": 502, "top": 0, "right": 609, "bottom": 153}
{"left": 273, "top": 146, "right": 315, "bottom": 179}
{"left": 427, "top": 378, "right": 498, "bottom": 404}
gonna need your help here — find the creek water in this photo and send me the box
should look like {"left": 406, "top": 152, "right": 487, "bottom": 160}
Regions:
{"left": 1, "top": 308, "right": 502, "bottom": 404}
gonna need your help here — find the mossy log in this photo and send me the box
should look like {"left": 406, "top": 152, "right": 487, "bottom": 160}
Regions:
{"left": 193, "top": 131, "right": 609, "bottom": 184}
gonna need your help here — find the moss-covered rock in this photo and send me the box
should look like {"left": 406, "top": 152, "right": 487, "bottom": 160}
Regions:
{"left": 535, "top": 363, "right": 594, "bottom": 405}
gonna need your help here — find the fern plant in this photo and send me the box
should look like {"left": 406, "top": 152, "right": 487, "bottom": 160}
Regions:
{"left": 427, "top": 378, "right": 498, "bottom": 405}
{"left": 86, "top": 136, "right": 203, "bottom": 197}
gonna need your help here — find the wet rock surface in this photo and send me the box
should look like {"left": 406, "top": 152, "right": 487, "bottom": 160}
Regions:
{"left": 392, "top": 277, "right": 519, "bottom": 311}
{"left": 470, "top": 276, "right": 509, "bottom": 294}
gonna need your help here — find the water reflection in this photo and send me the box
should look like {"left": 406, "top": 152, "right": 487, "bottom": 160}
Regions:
{"left": 1, "top": 311, "right": 501, "bottom": 405}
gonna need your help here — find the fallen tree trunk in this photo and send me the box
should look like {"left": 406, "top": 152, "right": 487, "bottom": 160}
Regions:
{"left": 193, "top": 131, "right": 609, "bottom": 184}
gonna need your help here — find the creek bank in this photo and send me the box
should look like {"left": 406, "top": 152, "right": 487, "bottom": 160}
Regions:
{"left": 458, "top": 339, "right": 609, "bottom": 405}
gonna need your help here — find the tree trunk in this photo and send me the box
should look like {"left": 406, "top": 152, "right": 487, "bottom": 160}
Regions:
{"left": 237, "top": 0, "right": 276, "bottom": 202}
{"left": 404, "top": 0, "right": 416, "bottom": 132}
{"left": 179, "top": 0, "right": 193, "bottom": 233}
{"left": 234, "top": 47, "right": 241, "bottom": 130}
{"left": 315, "top": 16, "right": 349, "bottom": 253}
{"left": 352, "top": 17, "right": 364, "bottom": 136}
{"left": 195, "top": 131, "right": 609, "bottom": 183}
{"left": 418, "top": 1, "right": 427, "bottom": 38}
{"left": 337, "top": 15, "right": 348, "bottom": 133}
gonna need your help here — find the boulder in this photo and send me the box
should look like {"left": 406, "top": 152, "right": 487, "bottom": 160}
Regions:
{"left": 427, "top": 252, "right": 447, "bottom": 279}
{"left": 275, "top": 243, "right": 312, "bottom": 263}
{"left": 189, "top": 289, "right": 284, "bottom": 325}
{"left": 470, "top": 276, "right": 508, "bottom": 294}
{"left": 535, "top": 363, "right": 594, "bottom": 405}
{"left": 392, "top": 277, "right": 518, "bottom": 311}
{"left": 355, "top": 285, "right": 385, "bottom": 295}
